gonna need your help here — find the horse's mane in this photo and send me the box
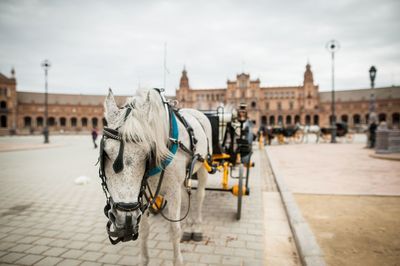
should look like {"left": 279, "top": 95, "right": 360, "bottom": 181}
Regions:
{"left": 115, "top": 89, "right": 172, "bottom": 166}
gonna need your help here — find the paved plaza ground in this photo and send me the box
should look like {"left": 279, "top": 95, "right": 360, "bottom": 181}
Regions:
{"left": 267, "top": 142, "right": 400, "bottom": 266}
{"left": 0, "top": 135, "right": 300, "bottom": 266}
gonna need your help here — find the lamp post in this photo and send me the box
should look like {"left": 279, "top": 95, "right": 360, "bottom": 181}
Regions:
{"left": 41, "top": 60, "right": 51, "bottom": 144}
{"left": 369, "top": 66, "right": 377, "bottom": 112}
{"left": 368, "top": 66, "right": 377, "bottom": 148}
{"left": 326, "top": 40, "right": 340, "bottom": 143}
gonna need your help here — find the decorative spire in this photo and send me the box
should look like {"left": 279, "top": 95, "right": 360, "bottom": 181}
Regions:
{"left": 179, "top": 67, "right": 189, "bottom": 89}
{"left": 304, "top": 62, "right": 313, "bottom": 84}
{"left": 11, "top": 67, "right": 15, "bottom": 78}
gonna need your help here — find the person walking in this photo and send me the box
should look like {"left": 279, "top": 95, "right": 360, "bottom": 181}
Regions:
{"left": 91, "top": 127, "right": 98, "bottom": 149}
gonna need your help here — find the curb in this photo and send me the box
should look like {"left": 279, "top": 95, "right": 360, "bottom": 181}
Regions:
{"left": 265, "top": 148, "right": 326, "bottom": 266}
{"left": 369, "top": 153, "right": 400, "bottom": 161}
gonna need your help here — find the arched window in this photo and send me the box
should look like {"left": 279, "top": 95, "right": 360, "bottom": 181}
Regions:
{"left": 278, "top": 115, "right": 283, "bottom": 124}
{"left": 71, "top": 117, "right": 77, "bottom": 127}
{"left": 261, "top": 115, "right": 267, "bottom": 125}
{"left": 24, "top": 117, "right": 32, "bottom": 128}
{"left": 48, "top": 117, "right": 56, "bottom": 126}
{"left": 0, "top": 101, "right": 6, "bottom": 109}
{"left": 60, "top": 117, "right": 66, "bottom": 127}
{"left": 341, "top": 115, "right": 348, "bottom": 123}
{"left": 353, "top": 114, "right": 361, "bottom": 125}
{"left": 102, "top": 118, "right": 107, "bottom": 127}
{"left": 277, "top": 102, "right": 282, "bottom": 111}
{"left": 81, "top": 117, "right": 88, "bottom": 127}
{"left": 269, "top": 116, "right": 275, "bottom": 125}
{"left": 92, "top": 117, "right": 98, "bottom": 127}
{"left": 251, "top": 101, "right": 256, "bottom": 108}
{"left": 305, "top": 115, "right": 311, "bottom": 125}
{"left": 313, "top": 115, "right": 319, "bottom": 125}
{"left": 365, "top": 114, "right": 369, "bottom": 124}
{"left": 392, "top": 113, "right": 400, "bottom": 126}
{"left": 1, "top": 115, "right": 7, "bottom": 128}
{"left": 378, "top": 113, "right": 386, "bottom": 122}
{"left": 286, "top": 115, "right": 292, "bottom": 125}
{"left": 36, "top": 117, "right": 43, "bottom": 127}
{"left": 294, "top": 115, "right": 301, "bottom": 124}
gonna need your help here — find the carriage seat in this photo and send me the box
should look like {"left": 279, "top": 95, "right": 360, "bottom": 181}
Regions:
{"left": 205, "top": 114, "right": 224, "bottom": 155}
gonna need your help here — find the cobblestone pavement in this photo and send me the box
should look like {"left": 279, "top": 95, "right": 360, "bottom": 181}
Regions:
{"left": 0, "top": 136, "right": 299, "bottom": 266}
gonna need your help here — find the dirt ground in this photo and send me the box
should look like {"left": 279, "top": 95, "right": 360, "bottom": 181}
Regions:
{"left": 294, "top": 194, "right": 400, "bottom": 266}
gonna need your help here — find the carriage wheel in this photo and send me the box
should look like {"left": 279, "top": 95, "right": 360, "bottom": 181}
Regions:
{"left": 322, "top": 134, "right": 331, "bottom": 142}
{"left": 294, "top": 131, "right": 303, "bottom": 144}
{"left": 237, "top": 164, "right": 244, "bottom": 220}
{"left": 278, "top": 134, "right": 285, "bottom": 144}
{"left": 244, "top": 152, "right": 253, "bottom": 190}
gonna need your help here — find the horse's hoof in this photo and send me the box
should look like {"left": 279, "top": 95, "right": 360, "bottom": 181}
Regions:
{"left": 181, "top": 232, "right": 192, "bottom": 242}
{"left": 192, "top": 232, "right": 203, "bottom": 242}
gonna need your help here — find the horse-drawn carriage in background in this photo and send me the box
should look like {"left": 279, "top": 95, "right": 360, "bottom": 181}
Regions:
{"left": 202, "top": 104, "right": 254, "bottom": 220}
{"left": 320, "top": 122, "right": 354, "bottom": 143}
{"left": 259, "top": 124, "right": 303, "bottom": 145}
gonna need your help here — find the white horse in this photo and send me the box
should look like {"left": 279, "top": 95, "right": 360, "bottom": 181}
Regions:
{"left": 100, "top": 88, "right": 212, "bottom": 265}
{"left": 298, "top": 124, "right": 321, "bottom": 143}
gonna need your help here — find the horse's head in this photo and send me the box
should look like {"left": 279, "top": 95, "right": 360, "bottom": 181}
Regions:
{"left": 99, "top": 88, "right": 171, "bottom": 244}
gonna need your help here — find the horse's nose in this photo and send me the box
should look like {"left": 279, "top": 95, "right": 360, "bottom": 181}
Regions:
{"left": 109, "top": 202, "right": 141, "bottom": 228}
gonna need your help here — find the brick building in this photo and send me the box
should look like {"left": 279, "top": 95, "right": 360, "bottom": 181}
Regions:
{"left": 0, "top": 64, "right": 399, "bottom": 136}
{"left": 176, "top": 64, "right": 400, "bottom": 129}
{"left": 0, "top": 70, "right": 128, "bottom": 136}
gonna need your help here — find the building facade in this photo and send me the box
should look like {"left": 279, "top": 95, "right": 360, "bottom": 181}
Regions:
{"left": 176, "top": 64, "right": 400, "bottom": 129}
{"left": 0, "top": 64, "right": 399, "bottom": 136}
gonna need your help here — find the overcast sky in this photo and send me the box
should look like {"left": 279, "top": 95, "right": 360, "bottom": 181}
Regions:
{"left": 0, "top": 0, "right": 399, "bottom": 96}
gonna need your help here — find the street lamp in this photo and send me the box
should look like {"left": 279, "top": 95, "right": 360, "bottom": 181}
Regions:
{"left": 368, "top": 66, "right": 377, "bottom": 148}
{"left": 41, "top": 59, "right": 51, "bottom": 144}
{"left": 369, "top": 66, "right": 377, "bottom": 112}
{"left": 326, "top": 40, "right": 340, "bottom": 143}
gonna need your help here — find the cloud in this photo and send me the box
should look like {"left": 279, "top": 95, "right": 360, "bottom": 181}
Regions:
{"left": 0, "top": 0, "right": 399, "bottom": 96}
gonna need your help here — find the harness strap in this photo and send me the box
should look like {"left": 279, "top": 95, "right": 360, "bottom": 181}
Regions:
{"left": 147, "top": 108, "right": 179, "bottom": 176}
{"left": 173, "top": 110, "right": 197, "bottom": 153}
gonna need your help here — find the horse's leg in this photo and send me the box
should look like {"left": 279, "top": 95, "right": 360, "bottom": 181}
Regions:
{"left": 181, "top": 184, "right": 193, "bottom": 241}
{"left": 139, "top": 212, "right": 150, "bottom": 266}
{"left": 192, "top": 167, "right": 207, "bottom": 241}
{"left": 168, "top": 187, "right": 183, "bottom": 266}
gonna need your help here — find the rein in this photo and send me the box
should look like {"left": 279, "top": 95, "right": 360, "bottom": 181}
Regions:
{"left": 98, "top": 88, "right": 200, "bottom": 245}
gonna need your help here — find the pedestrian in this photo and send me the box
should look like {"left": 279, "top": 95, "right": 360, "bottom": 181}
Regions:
{"left": 91, "top": 127, "right": 98, "bottom": 149}
{"left": 369, "top": 121, "right": 377, "bottom": 148}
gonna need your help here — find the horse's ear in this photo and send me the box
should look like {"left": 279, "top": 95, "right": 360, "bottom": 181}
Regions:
{"left": 141, "top": 90, "right": 152, "bottom": 116}
{"left": 104, "top": 88, "right": 119, "bottom": 124}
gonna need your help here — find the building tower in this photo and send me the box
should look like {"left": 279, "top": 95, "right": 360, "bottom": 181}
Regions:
{"left": 176, "top": 67, "right": 191, "bottom": 108}
{"left": 0, "top": 68, "right": 18, "bottom": 135}
{"left": 302, "top": 63, "right": 319, "bottom": 124}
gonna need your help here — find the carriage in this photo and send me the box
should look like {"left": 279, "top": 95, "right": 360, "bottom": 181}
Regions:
{"left": 201, "top": 104, "right": 254, "bottom": 220}
{"left": 320, "top": 122, "right": 354, "bottom": 142}
{"left": 261, "top": 125, "right": 303, "bottom": 145}
{"left": 148, "top": 103, "right": 254, "bottom": 220}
